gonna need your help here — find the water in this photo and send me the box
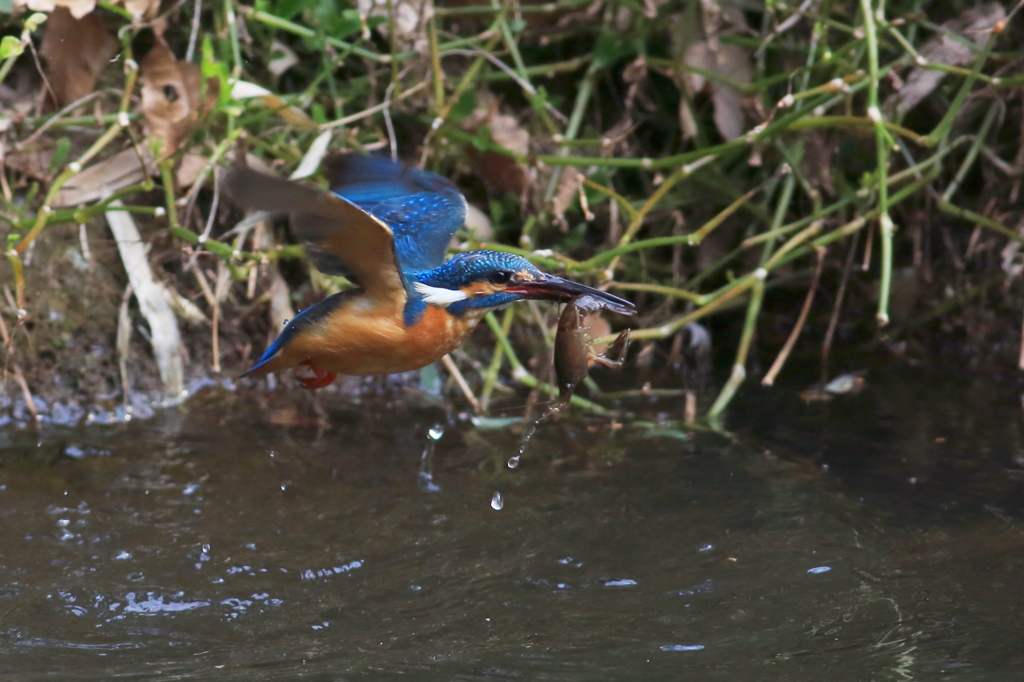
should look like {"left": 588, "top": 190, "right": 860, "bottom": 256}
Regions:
{"left": 1, "top": 370, "right": 1024, "bottom": 679}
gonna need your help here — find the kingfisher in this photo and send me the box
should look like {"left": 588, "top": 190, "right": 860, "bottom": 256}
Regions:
{"left": 224, "top": 154, "right": 634, "bottom": 390}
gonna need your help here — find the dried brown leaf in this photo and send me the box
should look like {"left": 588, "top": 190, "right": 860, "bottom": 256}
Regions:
{"left": 463, "top": 96, "right": 530, "bottom": 193}
{"left": 19, "top": 0, "right": 96, "bottom": 19}
{"left": 0, "top": 63, "right": 43, "bottom": 117}
{"left": 550, "top": 166, "right": 581, "bottom": 226}
{"left": 176, "top": 153, "right": 209, "bottom": 189}
{"left": 139, "top": 40, "right": 219, "bottom": 157}
{"left": 4, "top": 144, "right": 55, "bottom": 182}
{"left": 891, "top": 2, "right": 1005, "bottom": 114}
{"left": 357, "top": 0, "right": 431, "bottom": 50}
{"left": 710, "top": 83, "right": 745, "bottom": 143}
{"left": 39, "top": 7, "right": 118, "bottom": 108}
{"left": 685, "top": 40, "right": 752, "bottom": 141}
{"left": 798, "top": 130, "right": 835, "bottom": 196}
{"left": 268, "top": 40, "right": 299, "bottom": 77}
{"left": 17, "top": 0, "right": 160, "bottom": 18}
{"left": 121, "top": 0, "right": 160, "bottom": 19}
{"left": 53, "top": 146, "right": 156, "bottom": 207}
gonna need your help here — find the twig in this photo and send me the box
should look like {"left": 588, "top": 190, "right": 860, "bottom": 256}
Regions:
{"left": 11, "top": 364, "right": 37, "bottom": 426}
{"left": 442, "top": 354, "right": 481, "bottom": 413}
{"left": 762, "top": 246, "right": 826, "bottom": 386}
{"left": 822, "top": 231, "right": 860, "bottom": 382}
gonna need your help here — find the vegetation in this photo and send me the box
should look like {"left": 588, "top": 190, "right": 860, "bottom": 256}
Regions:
{"left": 0, "top": 0, "right": 1020, "bottom": 424}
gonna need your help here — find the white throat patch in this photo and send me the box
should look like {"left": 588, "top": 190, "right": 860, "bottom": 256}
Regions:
{"left": 413, "top": 281, "right": 469, "bottom": 306}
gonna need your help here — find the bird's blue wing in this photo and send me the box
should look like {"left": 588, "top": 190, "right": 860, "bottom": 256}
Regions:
{"left": 223, "top": 166, "right": 406, "bottom": 303}
{"left": 324, "top": 155, "right": 467, "bottom": 273}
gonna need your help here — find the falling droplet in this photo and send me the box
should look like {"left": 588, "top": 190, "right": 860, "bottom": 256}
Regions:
{"left": 490, "top": 491, "right": 504, "bottom": 511}
{"left": 507, "top": 455, "right": 520, "bottom": 469}
{"left": 428, "top": 424, "right": 445, "bottom": 441}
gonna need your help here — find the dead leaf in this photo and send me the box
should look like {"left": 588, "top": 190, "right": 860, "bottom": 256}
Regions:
{"left": 18, "top": 0, "right": 96, "bottom": 19}
{"left": 823, "top": 372, "right": 866, "bottom": 395}
{"left": 358, "top": 0, "right": 430, "bottom": 51}
{"left": 685, "top": 40, "right": 752, "bottom": 141}
{"left": 17, "top": 0, "right": 161, "bottom": 18}
{"left": 890, "top": 3, "right": 1005, "bottom": 114}
{"left": 121, "top": 0, "right": 160, "bottom": 19}
{"left": 551, "top": 166, "right": 581, "bottom": 226}
{"left": 710, "top": 81, "right": 745, "bottom": 142}
{"left": 463, "top": 93, "right": 530, "bottom": 193}
{"left": 231, "top": 80, "right": 318, "bottom": 130}
{"left": 0, "top": 62, "right": 43, "bottom": 118}
{"left": 798, "top": 129, "right": 835, "bottom": 196}
{"left": 39, "top": 7, "right": 118, "bottom": 108}
{"left": 4, "top": 143, "right": 56, "bottom": 182}
{"left": 268, "top": 40, "right": 299, "bottom": 77}
{"left": 53, "top": 145, "right": 156, "bottom": 207}
{"left": 176, "top": 153, "right": 209, "bottom": 189}
{"left": 139, "top": 40, "right": 219, "bottom": 157}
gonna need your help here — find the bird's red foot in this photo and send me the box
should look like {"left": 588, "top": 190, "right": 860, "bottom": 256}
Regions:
{"left": 294, "top": 361, "right": 337, "bottom": 390}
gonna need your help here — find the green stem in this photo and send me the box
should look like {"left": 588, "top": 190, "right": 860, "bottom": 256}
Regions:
{"left": 941, "top": 104, "right": 999, "bottom": 202}
{"left": 244, "top": 9, "right": 406, "bottom": 62}
{"left": 16, "top": 120, "right": 126, "bottom": 254}
{"left": 481, "top": 307, "right": 515, "bottom": 411}
{"left": 858, "top": 0, "right": 895, "bottom": 326}
{"left": 707, "top": 275, "right": 766, "bottom": 420}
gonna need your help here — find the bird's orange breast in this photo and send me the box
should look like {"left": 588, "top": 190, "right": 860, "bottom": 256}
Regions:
{"left": 257, "top": 296, "right": 481, "bottom": 377}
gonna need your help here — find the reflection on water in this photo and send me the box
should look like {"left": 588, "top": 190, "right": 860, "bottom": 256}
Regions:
{"left": 1, "top": 370, "right": 1023, "bottom": 679}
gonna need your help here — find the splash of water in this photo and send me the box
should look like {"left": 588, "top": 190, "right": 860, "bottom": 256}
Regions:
{"left": 419, "top": 423, "right": 445, "bottom": 492}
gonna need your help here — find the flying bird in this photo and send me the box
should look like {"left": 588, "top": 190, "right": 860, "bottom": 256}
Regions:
{"left": 224, "top": 154, "right": 634, "bottom": 389}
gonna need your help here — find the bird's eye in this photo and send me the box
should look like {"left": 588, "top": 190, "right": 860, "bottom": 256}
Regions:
{"left": 489, "top": 270, "right": 513, "bottom": 285}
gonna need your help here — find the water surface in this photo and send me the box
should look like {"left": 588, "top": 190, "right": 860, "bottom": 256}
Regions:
{"left": 2, "top": 371, "right": 1023, "bottom": 680}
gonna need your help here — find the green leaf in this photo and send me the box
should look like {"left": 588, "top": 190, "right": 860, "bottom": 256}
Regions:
{"left": 449, "top": 88, "right": 476, "bottom": 122}
{"left": 201, "top": 34, "right": 231, "bottom": 108}
{"left": 0, "top": 35, "right": 23, "bottom": 60}
{"left": 320, "top": 7, "right": 362, "bottom": 40}
{"left": 311, "top": 102, "right": 326, "bottom": 124}
{"left": 23, "top": 12, "right": 47, "bottom": 31}
{"left": 273, "top": 0, "right": 312, "bottom": 20}
{"left": 592, "top": 32, "right": 637, "bottom": 70}
{"left": 50, "top": 138, "right": 71, "bottom": 173}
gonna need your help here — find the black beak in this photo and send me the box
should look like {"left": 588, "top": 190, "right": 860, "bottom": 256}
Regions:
{"left": 509, "top": 275, "right": 635, "bottom": 315}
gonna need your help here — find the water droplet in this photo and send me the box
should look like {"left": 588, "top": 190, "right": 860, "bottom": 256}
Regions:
{"left": 490, "top": 491, "right": 504, "bottom": 511}
{"left": 428, "top": 424, "right": 445, "bottom": 441}
{"left": 507, "top": 455, "right": 520, "bottom": 469}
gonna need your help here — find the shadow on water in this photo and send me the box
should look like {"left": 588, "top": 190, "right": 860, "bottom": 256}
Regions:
{"left": 2, "top": 369, "right": 1024, "bottom": 680}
